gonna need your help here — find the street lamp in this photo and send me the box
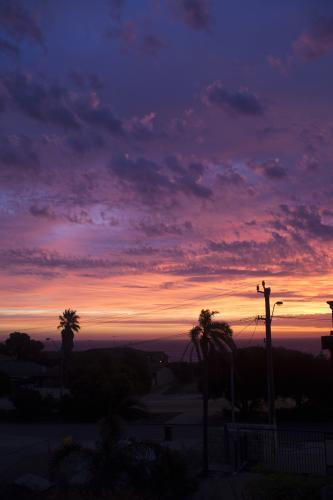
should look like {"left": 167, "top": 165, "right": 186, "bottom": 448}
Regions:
{"left": 271, "top": 301, "right": 283, "bottom": 321}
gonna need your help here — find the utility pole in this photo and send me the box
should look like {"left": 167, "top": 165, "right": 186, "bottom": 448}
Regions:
{"left": 327, "top": 301, "right": 333, "bottom": 334}
{"left": 257, "top": 281, "right": 276, "bottom": 426}
{"left": 230, "top": 350, "right": 235, "bottom": 423}
{"left": 321, "top": 301, "right": 333, "bottom": 364}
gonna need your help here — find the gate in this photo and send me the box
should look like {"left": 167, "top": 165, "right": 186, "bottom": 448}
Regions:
{"left": 225, "top": 425, "right": 327, "bottom": 475}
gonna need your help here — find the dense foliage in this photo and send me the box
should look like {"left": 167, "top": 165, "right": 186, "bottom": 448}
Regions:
{"left": 61, "top": 348, "right": 152, "bottom": 420}
{"left": 0, "top": 332, "right": 44, "bottom": 361}
{"left": 204, "top": 345, "right": 332, "bottom": 420}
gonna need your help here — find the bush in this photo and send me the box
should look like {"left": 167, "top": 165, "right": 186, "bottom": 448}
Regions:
{"left": 12, "top": 388, "right": 56, "bottom": 419}
{"left": 168, "top": 362, "right": 196, "bottom": 385}
{"left": 50, "top": 437, "right": 83, "bottom": 471}
{"left": 92, "top": 440, "right": 196, "bottom": 499}
{"left": 0, "top": 370, "right": 11, "bottom": 396}
{"left": 61, "top": 349, "right": 152, "bottom": 421}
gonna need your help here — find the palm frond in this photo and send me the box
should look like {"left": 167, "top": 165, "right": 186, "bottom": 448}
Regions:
{"left": 210, "top": 329, "right": 236, "bottom": 352}
{"left": 189, "top": 325, "right": 201, "bottom": 341}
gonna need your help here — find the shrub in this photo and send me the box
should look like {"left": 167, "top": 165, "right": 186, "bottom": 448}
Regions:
{"left": 12, "top": 388, "right": 56, "bottom": 419}
{"left": 50, "top": 437, "right": 83, "bottom": 471}
{"left": 0, "top": 370, "right": 11, "bottom": 396}
{"left": 92, "top": 440, "right": 196, "bottom": 499}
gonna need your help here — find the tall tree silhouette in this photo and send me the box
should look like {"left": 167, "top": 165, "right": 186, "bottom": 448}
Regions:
{"left": 189, "top": 309, "right": 236, "bottom": 476}
{"left": 58, "top": 309, "right": 80, "bottom": 382}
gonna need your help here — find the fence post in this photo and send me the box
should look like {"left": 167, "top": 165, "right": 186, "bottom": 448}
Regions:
{"left": 325, "top": 432, "right": 333, "bottom": 475}
{"left": 224, "top": 423, "right": 230, "bottom": 465}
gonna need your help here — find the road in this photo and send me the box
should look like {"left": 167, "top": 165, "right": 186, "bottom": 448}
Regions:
{"left": 0, "top": 422, "right": 99, "bottom": 480}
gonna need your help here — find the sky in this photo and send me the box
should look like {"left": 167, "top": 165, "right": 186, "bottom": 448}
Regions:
{"left": 0, "top": 0, "right": 333, "bottom": 344}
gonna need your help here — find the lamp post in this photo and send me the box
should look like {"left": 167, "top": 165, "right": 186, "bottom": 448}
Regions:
{"left": 321, "top": 301, "right": 333, "bottom": 364}
{"left": 271, "top": 302, "right": 284, "bottom": 321}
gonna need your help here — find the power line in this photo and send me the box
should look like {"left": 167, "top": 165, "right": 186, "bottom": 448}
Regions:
{"left": 273, "top": 316, "right": 331, "bottom": 321}
{"left": 246, "top": 318, "right": 259, "bottom": 346}
{"left": 234, "top": 318, "right": 257, "bottom": 338}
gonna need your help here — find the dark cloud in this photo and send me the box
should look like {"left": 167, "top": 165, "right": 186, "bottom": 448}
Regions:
{"left": 293, "top": 17, "right": 333, "bottom": 61}
{"left": 207, "top": 232, "right": 292, "bottom": 264}
{"left": 0, "top": 1, "right": 44, "bottom": 46}
{"left": 0, "top": 248, "right": 142, "bottom": 274}
{"left": 69, "top": 71, "right": 104, "bottom": 90}
{"left": 109, "top": 154, "right": 173, "bottom": 196}
{"left": 165, "top": 159, "right": 212, "bottom": 198}
{"left": 177, "top": 174, "right": 212, "bottom": 198}
{"left": 107, "top": 21, "right": 164, "bottom": 57}
{"left": 169, "top": 0, "right": 211, "bottom": 31}
{"left": 172, "top": 263, "right": 287, "bottom": 279}
{"left": 2, "top": 74, "right": 80, "bottom": 130}
{"left": 199, "top": 230, "right": 331, "bottom": 277}
{"left": 279, "top": 205, "right": 333, "bottom": 240}
{"left": 216, "top": 167, "right": 246, "bottom": 186}
{"left": 269, "top": 16, "right": 333, "bottom": 73}
{"left": 248, "top": 159, "right": 287, "bottom": 180}
{"left": 264, "top": 164, "right": 287, "bottom": 179}
{"left": 203, "top": 81, "right": 264, "bottom": 116}
{"left": 29, "top": 205, "right": 56, "bottom": 219}
{"left": 109, "top": 154, "right": 212, "bottom": 201}
{"left": 29, "top": 205, "right": 93, "bottom": 225}
{"left": 107, "top": 20, "right": 137, "bottom": 46}
{"left": 2, "top": 73, "right": 123, "bottom": 134}
{"left": 165, "top": 155, "right": 187, "bottom": 175}
{"left": 135, "top": 220, "right": 193, "bottom": 237}
{"left": 0, "top": 92, "right": 6, "bottom": 112}
{"left": 125, "top": 112, "right": 163, "bottom": 141}
{"left": 257, "top": 126, "right": 288, "bottom": 138}
{"left": 142, "top": 33, "right": 165, "bottom": 55}
{"left": 77, "top": 105, "right": 123, "bottom": 134}
{"left": 188, "top": 162, "right": 204, "bottom": 180}
{"left": 67, "top": 132, "right": 105, "bottom": 154}
{"left": 109, "top": 0, "right": 126, "bottom": 20}
{"left": 0, "top": 37, "right": 19, "bottom": 56}
{"left": 123, "top": 245, "right": 159, "bottom": 256}
{"left": 0, "top": 135, "right": 39, "bottom": 176}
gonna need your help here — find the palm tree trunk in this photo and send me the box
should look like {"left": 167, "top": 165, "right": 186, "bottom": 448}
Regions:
{"left": 194, "top": 341, "right": 202, "bottom": 364}
{"left": 202, "top": 352, "right": 209, "bottom": 476}
{"left": 201, "top": 335, "right": 209, "bottom": 477}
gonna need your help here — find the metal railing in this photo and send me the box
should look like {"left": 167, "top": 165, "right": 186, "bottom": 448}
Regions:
{"left": 225, "top": 425, "right": 327, "bottom": 475}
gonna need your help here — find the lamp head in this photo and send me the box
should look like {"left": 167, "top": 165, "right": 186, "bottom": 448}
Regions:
{"left": 276, "top": 301, "right": 283, "bottom": 306}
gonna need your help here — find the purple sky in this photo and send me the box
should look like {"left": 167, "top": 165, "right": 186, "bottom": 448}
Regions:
{"left": 0, "top": 0, "right": 333, "bottom": 340}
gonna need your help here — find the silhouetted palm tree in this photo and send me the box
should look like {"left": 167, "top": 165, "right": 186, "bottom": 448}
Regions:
{"left": 189, "top": 309, "right": 236, "bottom": 476}
{"left": 58, "top": 308, "right": 80, "bottom": 357}
{"left": 57, "top": 309, "right": 80, "bottom": 391}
